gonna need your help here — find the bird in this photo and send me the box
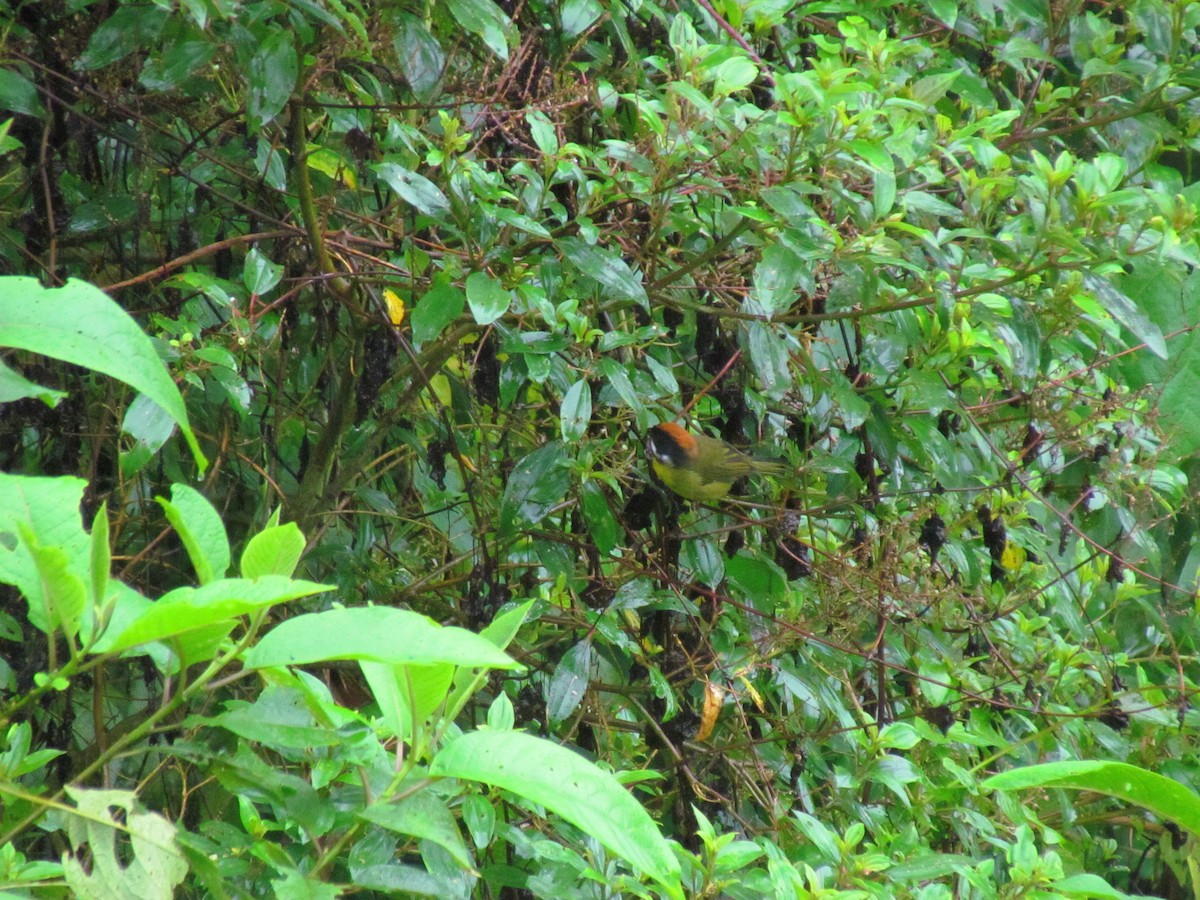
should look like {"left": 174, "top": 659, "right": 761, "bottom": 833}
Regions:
{"left": 644, "top": 422, "right": 787, "bottom": 501}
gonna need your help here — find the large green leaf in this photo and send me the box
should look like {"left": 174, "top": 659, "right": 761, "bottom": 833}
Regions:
{"left": 157, "top": 485, "right": 229, "bottom": 585}
{"left": 100, "top": 577, "right": 331, "bottom": 653}
{"left": 374, "top": 162, "right": 451, "bottom": 216}
{"left": 240, "top": 522, "right": 305, "bottom": 579}
{"left": 0, "top": 277, "right": 206, "bottom": 471}
{"left": 497, "top": 441, "right": 571, "bottom": 538}
{"left": 360, "top": 791, "right": 473, "bottom": 869}
{"left": 444, "top": 0, "right": 511, "bottom": 60}
{"left": 0, "top": 358, "right": 67, "bottom": 406}
{"left": 61, "top": 787, "right": 188, "bottom": 900}
{"left": 465, "top": 271, "right": 511, "bottom": 325}
{"left": 411, "top": 275, "right": 466, "bottom": 345}
{"left": 0, "top": 475, "right": 92, "bottom": 638}
{"left": 76, "top": 6, "right": 170, "bottom": 70}
{"left": 393, "top": 13, "right": 445, "bottom": 101}
{"left": 430, "top": 730, "right": 682, "bottom": 898}
{"left": 1082, "top": 272, "right": 1168, "bottom": 360}
{"left": 984, "top": 760, "right": 1200, "bottom": 835}
{"left": 243, "top": 606, "right": 523, "bottom": 670}
{"left": 246, "top": 31, "right": 297, "bottom": 130}
{"left": 560, "top": 238, "right": 648, "bottom": 306}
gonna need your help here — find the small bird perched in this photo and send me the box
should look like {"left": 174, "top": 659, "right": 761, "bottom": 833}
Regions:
{"left": 644, "top": 422, "right": 786, "bottom": 501}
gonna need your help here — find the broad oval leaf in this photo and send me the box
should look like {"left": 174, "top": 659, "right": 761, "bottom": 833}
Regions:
{"left": 157, "top": 485, "right": 229, "bottom": 586}
{"left": 559, "top": 378, "right": 591, "bottom": 441}
{"left": 498, "top": 441, "right": 571, "bottom": 538}
{"left": 411, "top": 276, "right": 466, "bottom": 345}
{"left": 445, "top": 0, "right": 511, "bottom": 61}
{"left": 374, "top": 161, "right": 451, "bottom": 216}
{"left": 243, "top": 606, "right": 522, "bottom": 670}
{"left": 246, "top": 32, "right": 297, "bottom": 130}
{"left": 0, "top": 277, "right": 206, "bottom": 470}
{"left": 1083, "top": 271, "right": 1168, "bottom": 360}
{"left": 430, "top": 730, "right": 682, "bottom": 898}
{"left": 465, "top": 271, "right": 511, "bottom": 325}
{"left": 361, "top": 791, "right": 473, "bottom": 869}
{"left": 393, "top": 13, "right": 445, "bottom": 101}
{"left": 240, "top": 522, "right": 305, "bottom": 579}
{"left": 100, "top": 576, "right": 331, "bottom": 653}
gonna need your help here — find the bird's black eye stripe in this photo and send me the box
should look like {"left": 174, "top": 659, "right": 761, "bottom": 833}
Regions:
{"left": 646, "top": 435, "right": 671, "bottom": 464}
{"left": 646, "top": 429, "right": 689, "bottom": 466}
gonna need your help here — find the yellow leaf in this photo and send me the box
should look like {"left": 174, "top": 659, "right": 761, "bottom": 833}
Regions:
{"left": 696, "top": 680, "right": 723, "bottom": 742}
{"left": 306, "top": 145, "right": 356, "bottom": 188}
{"left": 383, "top": 289, "right": 405, "bottom": 326}
{"left": 738, "top": 674, "right": 765, "bottom": 712}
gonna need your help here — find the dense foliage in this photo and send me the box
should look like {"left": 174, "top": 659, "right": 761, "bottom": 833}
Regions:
{"left": 2, "top": 0, "right": 1200, "bottom": 896}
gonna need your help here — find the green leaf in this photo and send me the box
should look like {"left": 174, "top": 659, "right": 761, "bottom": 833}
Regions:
{"left": 1158, "top": 342, "right": 1200, "bottom": 458}
{"left": 910, "top": 70, "right": 961, "bottom": 105}
{"left": 724, "top": 554, "right": 785, "bottom": 614}
{"left": 445, "top": 0, "right": 511, "bottom": 60}
{"left": 559, "top": 378, "right": 591, "bottom": 441}
{"left": 925, "top": 0, "right": 957, "bottom": 26}
{"left": 393, "top": 13, "right": 445, "bottom": 101}
{"left": 430, "top": 731, "right": 683, "bottom": 898}
{"left": 374, "top": 161, "right": 451, "bottom": 216}
{"left": 243, "top": 247, "right": 284, "bottom": 296}
{"left": 581, "top": 480, "right": 618, "bottom": 556}
{"left": 984, "top": 760, "right": 1200, "bottom": 835}
{"left": 101, "top": 576, "right": 330, "bottom": 653}
{"left": 0, "top": 68, "right": 44, "bottom": 118}
{"left": 842, "top": 138, "right": 896, "bottom": 216}
{"left": 546, "top": 640, "right": 591, "bottom": 724}
{"left": 712, "top": 56, "right": 757, "bottom": 95}
{"left": 561, "top": 0, "right": 603, "bottom": 37}
{"left": 498, "top": 441, "right": 571, "bottom": 538}
{"left": 88, "top": 503, "right": 110, "bottom": 641}
{"left": 269, "top": 871, "right": 343, "bottom": 899}
{"left": 246, "top": 31, "right": 297, "bottom": 130}
{"left": 209, "top": 685, "right": 343, "bottom": 750}
{"left": 1082, "top": 272, "right": 1167, "bottom": 359}
{"left": 76, "top": 6, "right": 170, "bottom": 70}
{"left": 240, "top": 522, "right": 305, "bottom": 579}
{"left": 61, "top": 787, "right": 188, "bottom": 900}
{"left": 21, "top": 525, "right": 86, "bottom": 642}
{"left": 121, "top": 393, "right": 178, "bottom": 478}
{"left": 243, "top": 606, "right": 522, "bottom": 669}
{"left": 139, "top": 39, "right": 215, "bottom": 93}
{"left": 0, "top": 277, "right": 207, "bottom": 471}
{"left": 1048, "top": 873, "right": 1144, "bottom": 898}
{"left": 0, "top": 358, "right": 66, "bottom": 406}
{"left": 752, "top": 244, "right": 805, "bottom": 317}
{"left": 465, "top": 271, "right": 511, "bottom": 325}
{"left": 877, "top": 722, "right": 922, "bottom": 750}
{"left": 526, "top": 109, "right": 558, "bottom": 157}
{"left": 361, "top": 792, "right": 473, "bottom": 869}
{"left": 411, "top": 275, "right": 465, "bottom": 345}
{"left": 745, "top": 321, "right": 790, "bottom": 401}
{"left": 361, "top": 658, "right": 455, "bottom": 748}
{"left": 157, "top": 485, "right": 230, "bottom": 585}
{"left": 560, "top": 237, "right": 648, "bottom": 306}
{"left": 792, "top": 811, "right": 840, "bottom": 860}
{"left": 0, "top": 475, "right": 90, "bottom": 635}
